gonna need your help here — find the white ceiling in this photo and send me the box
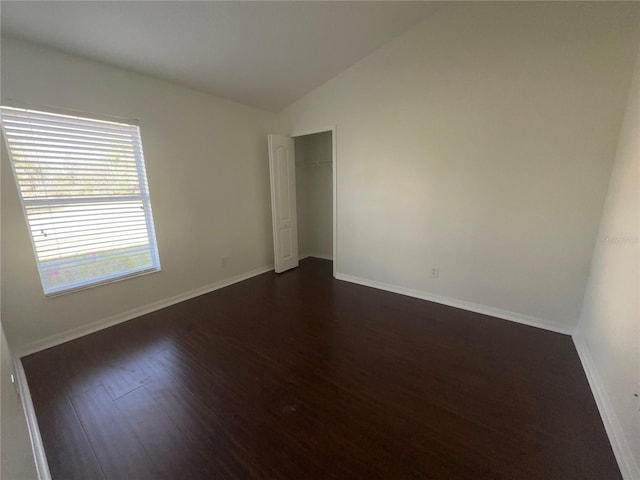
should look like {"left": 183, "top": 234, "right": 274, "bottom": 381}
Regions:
{"left": 1, "top": 1, "right": 442, "bottom": 112}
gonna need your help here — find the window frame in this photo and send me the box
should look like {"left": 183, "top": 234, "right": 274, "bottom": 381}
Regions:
{"left": 1, "top": 102, "right": 161, "bottom": 296}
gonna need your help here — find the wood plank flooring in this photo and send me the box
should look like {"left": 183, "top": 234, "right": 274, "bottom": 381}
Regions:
{"left": 22, "top": 258, "right": 621, "bottom": 479}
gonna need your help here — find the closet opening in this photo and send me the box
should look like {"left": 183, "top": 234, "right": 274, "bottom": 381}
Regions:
{"left": 292, "top": 129, "right": 335, "bottom": 275}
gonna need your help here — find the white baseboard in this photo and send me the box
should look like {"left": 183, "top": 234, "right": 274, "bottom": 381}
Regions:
{"left": 13, "top": 358, "right": 51, "bottom": 480}
{"left": 299, "top": 253, "right": 333, "bottom": 261}
{"left": 16, "top": 264, "right": 274, "bottom": 357}
{"left": 306, "top": 252, "right": 333, "bottom": 261}
{"left": 573, "top": 335, "right": 640, "bottom": 480}
{"left": 334, "top": 272, "right": 574, "bottom": 335}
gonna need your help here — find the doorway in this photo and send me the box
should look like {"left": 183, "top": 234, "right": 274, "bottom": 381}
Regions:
{"left": 268, "top": 128, "right": 336, "bottom": 276}
{"left": 293, "top": 130, "right": 334, "bottom": 265}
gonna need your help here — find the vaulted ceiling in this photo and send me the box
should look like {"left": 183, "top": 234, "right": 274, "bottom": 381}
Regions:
{"left": 1, "top": 1, "right": 443, "bottom": 111}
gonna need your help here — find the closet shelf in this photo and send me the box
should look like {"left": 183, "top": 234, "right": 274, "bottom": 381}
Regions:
{"left": 296, "top": 161, "right": 332, "bottom": 166}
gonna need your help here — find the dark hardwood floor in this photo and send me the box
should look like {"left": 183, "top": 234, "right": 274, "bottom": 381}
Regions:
{"left": 22, "top": 258, "right": 620, "bottom": 480}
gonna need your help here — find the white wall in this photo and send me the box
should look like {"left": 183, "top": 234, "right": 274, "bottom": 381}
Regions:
{"left": 282, "top": 2, "right": 640, "bottom": 331}
{"left": 295, "top": 132, "right": 333, "bottom": 259}
{"left": 574, "top": 41, "right": 640, "bottom": 479}
{"left": 1, "top": 325, "right": 38, "bottom": 480}
{"left": 1, "top": 38, "right": 281, "bottom": 351}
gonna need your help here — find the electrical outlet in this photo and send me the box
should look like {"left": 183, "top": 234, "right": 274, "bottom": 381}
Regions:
{"left": 221, "top": 256, "right": 229, "bottom": 267}
{"left": 430, "top": 267, "right": 440, "bottom": 279}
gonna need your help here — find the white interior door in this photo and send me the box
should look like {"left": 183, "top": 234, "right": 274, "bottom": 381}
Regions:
{"left": 268, "top": 134, "right": 299, "bottom": 273}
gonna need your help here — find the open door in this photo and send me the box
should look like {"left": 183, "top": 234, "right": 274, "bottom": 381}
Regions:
{"left": 268, "top": 134, "right": 299, "bottom": 273}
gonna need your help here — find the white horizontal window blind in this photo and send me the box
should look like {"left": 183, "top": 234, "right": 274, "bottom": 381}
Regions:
{"left": 1, "top": 105, "right": 161, "bottom": 295}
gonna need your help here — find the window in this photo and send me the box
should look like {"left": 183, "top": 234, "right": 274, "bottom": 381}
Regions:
{"left": 1, "top": 105, "right": 160, "bottom": 295}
